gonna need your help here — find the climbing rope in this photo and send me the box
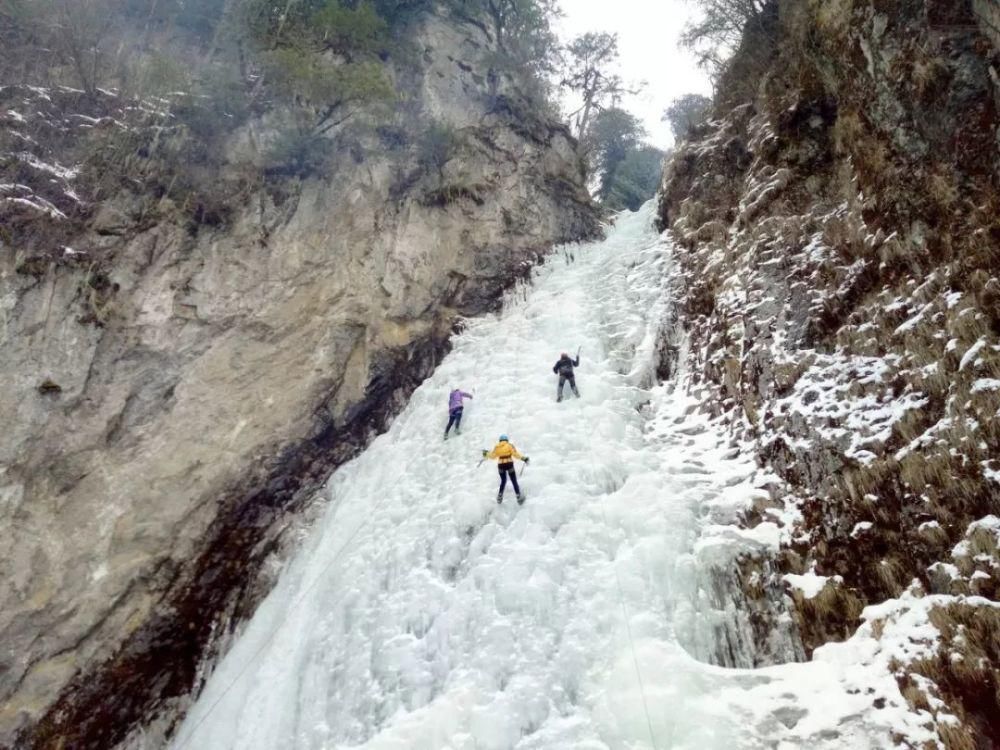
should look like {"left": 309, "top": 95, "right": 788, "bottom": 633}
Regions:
{"left": 598, "top": 496, "right": 661, "bottom": 750}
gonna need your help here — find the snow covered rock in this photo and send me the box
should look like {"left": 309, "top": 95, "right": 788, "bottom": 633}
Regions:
{"left": 657, "top": 0, "right": 1000, "bottom": 743}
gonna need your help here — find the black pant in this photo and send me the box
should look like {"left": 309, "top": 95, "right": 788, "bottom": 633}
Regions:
{"left": 557, "top": 373, "right": 580, "bottom": 401}
{"left": 498, "top": 463, "right": 520, "bottom": 496}
{"left": 445, "top": 408, "right": 463, "bottom": 435}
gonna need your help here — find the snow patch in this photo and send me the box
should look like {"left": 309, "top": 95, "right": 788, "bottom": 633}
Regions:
{"left": 971, "top": 378, "right": 1000, "bottom": 394}
{"left": 15, "top": 151, "right": 80, "bottom": 181}
{"left": 851, "top": 521, "right": 873, "bottom": 537}
{"left": 2, "top": 196, "right": 67, "bottom": 219}
{"left": 959, "top": 338, "right": 986, "bottom": 371}
{"left": 783, "top": 571, "right": 831, "bottom": 599}
{"left": 983, "top": 463, "right": 1000, "bottom": 486}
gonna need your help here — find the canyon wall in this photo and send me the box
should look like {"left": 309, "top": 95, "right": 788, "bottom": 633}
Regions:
{"left": 660, "top": 0, "right": 1000, "bottom": 743}
{"left": 0, "top": 14, "right": 600, "bottom": 748}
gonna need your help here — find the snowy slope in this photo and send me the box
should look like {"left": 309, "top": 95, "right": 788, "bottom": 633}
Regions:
{"left": 169, "top": 205, "right": 936, "bottom": 750}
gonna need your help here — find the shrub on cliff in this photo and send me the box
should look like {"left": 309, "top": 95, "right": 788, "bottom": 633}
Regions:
{"left": 0, "top": 0, "right": 27, "bottom": 42}
{"left": 241, "top": 0, "right": 396, "bottom": 132}
{"left": 241, "top": 0, "right": 388, "bottom": 55}
{"left": 445, "top": 0, "right": 560, "bottom": 75}
{"left": 417, "top": 122, "right": 463, "bottom": 177}
{"left": 262, "top": 127, "right": 336, "bottom": 177}
{"left": 663, "top": 93, "right": 712, "bottom": 141}
{"left": 121, "top": 0, "right": 228, "bottom": 41}
{"left": 259, "top": 51, "right": 394, "bottom": 115}
{"left": 18, "top": 0, "right": 122, "bottom": 95}
{"left": 2, "top": 0, "right": 571, "bottom": 227}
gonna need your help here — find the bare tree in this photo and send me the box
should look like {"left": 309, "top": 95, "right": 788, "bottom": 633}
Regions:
{"left": 37, "top": 0, "right": 120, "bottom": 94}
{"left": 681, "top": 0, "right": 770, "bottom": 76}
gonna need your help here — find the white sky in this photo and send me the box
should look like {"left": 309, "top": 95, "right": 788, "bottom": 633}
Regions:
{"left": 556, "top": 0, "right": 712, "bottom": 150}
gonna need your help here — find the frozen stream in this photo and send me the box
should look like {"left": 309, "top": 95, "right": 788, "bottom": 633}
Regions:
{"left": 170, "top": 205, "right": 929, "bottom": 750}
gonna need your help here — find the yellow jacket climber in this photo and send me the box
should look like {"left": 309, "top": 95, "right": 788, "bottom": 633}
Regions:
{"left": 482, "top": 435, "right": 529, "bottom": 504}
{"left": 485, "top": 438, "right": 524, "bottom": 465}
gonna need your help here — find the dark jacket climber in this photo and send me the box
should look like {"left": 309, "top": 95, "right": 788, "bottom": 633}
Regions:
{"left": 552, "top": 352, "right": 580, "bottom": 402}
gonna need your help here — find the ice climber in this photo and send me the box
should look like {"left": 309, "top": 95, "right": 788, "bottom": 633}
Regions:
{"left": 444, "top": 388, "right": 473, "bottom": 439}
{"left": 553, "top": 349, "right": 581, "bottom": 402}
{"left": 482, "top": 435, "right": 529, "bottom": 504}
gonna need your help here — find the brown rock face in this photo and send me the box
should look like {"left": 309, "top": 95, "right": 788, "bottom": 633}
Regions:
{"left": 659, "top": 0, "right": 999, "bottom": 742}
{"left": 0, "top": 16, "right": 600, "bottom": 750}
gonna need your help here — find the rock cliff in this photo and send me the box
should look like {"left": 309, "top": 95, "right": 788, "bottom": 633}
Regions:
{"left": 660, "top": 0, "right": 999, "bottom": 744}
{"left": 0, "top": 13, "right": 599, "bottom": 749}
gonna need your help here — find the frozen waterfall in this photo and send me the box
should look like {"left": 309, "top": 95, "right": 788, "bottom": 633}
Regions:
{"left": 170, "top": 204, "right": 930, "bottom": 750}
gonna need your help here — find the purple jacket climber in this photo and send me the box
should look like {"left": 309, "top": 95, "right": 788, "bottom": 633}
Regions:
{"left": 449, "top": 389, "right": 473, "bottom": 412}
{"left": 444, "top": 389, "right": 473, "bottom": 438}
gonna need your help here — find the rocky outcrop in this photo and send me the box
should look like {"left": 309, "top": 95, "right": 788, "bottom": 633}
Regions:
{"left": 0, "top": 14, "right": 599, "bottom": 749}
{"left": 659, "top": 0, "right": 999, "bottom": 743}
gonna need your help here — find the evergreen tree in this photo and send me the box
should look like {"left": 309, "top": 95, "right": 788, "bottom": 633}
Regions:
{"left": 601, "top": 146, "right": 665, "bottom": 211}
{"left": 561, "top": 32, "right": 628, "bottom": 138}
{"left": 586, "top": 107, "right": 644, "bottom": 196}
{"left": 584, "top": 108, "right": 664, "bottom": 211}
{"left": 446, "top": 0, "right": 560, "bottom": 74}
